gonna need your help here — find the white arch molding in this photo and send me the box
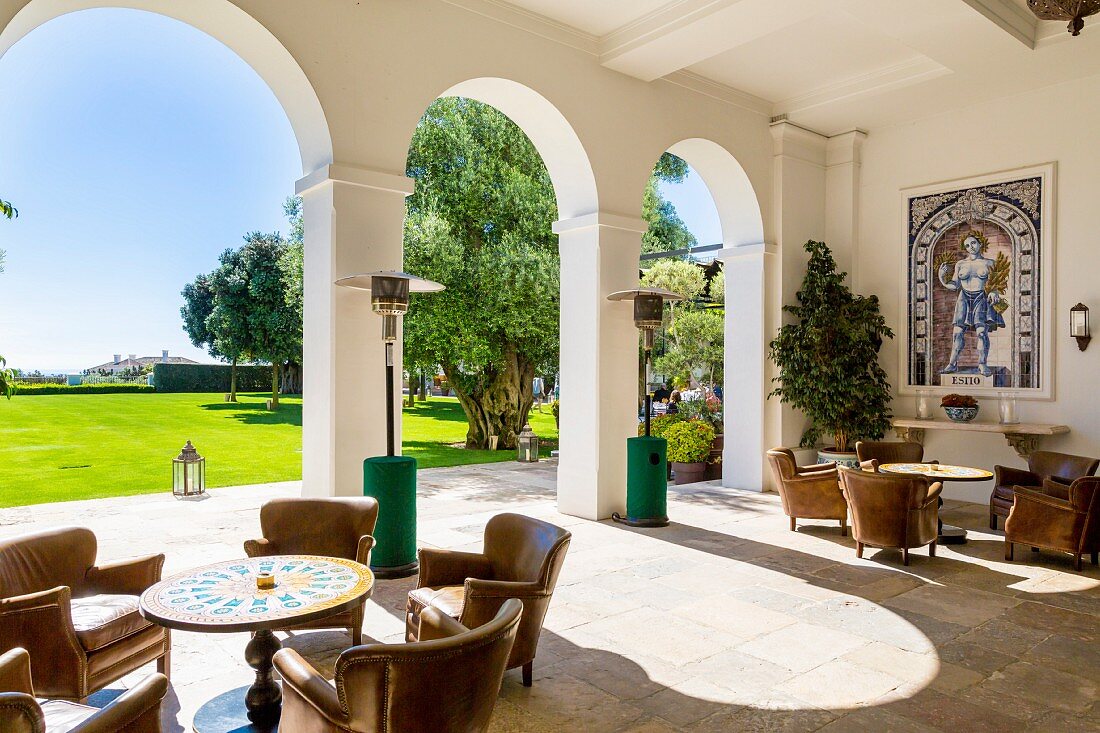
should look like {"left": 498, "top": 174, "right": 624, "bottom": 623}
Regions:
{"left": 0, "top": 0, "right": 333, "bottom": 174}
{"left": 663, "top": 138, "right": 771, "bottom": 492}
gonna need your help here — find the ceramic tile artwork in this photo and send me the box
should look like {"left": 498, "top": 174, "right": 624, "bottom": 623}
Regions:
{"left": 903, "top": 165, "right": 1053, "bottom": 397}
{"left": 1, "top": 460, "right": 1097, "bottom": 732}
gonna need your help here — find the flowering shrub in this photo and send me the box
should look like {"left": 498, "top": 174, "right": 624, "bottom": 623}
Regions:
{"left": 676, "top": 392, "right": 723, "bottom": 432}
{"left": 664, "top": 420, "right": 715, "bottom": 464}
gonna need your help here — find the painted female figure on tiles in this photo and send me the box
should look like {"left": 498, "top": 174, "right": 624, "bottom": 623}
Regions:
{"left": 904, "top": 166, "right": 1051, "bottom": 396}
{"left": 937, "top": 230, "right": 1009, "bottom": 376}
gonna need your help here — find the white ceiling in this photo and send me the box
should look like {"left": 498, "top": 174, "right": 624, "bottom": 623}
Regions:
{"left": 448, "top": 0, "right": 1100, "bottom": 135}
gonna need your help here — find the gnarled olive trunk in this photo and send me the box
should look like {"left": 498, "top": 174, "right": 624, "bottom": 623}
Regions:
{"left": 280, "top": 362, "right": 302, "bottom": 395}
{"left": 445, "top": 343, "right": 535, "bottom": 450}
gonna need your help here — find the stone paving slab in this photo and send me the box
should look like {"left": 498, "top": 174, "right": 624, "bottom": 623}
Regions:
{"left": 1, "top": 460, "right": 1098, "bottom": 732}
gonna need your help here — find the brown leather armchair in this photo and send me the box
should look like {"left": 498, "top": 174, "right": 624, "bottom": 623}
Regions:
{"left": 0, "top": 528, "right": 170, "bottom": 700}
{"left": 855, "top": 440, "right": 926, "bottom": 472}
{"left": 1005, "top": 477, "right": 1100, "bottom": 571}
{"left": 991, "top": 451, "right": 1098, "bottom": 529}
{"left": 766, "top": 448, "right": 847, "bottom": 535}
{"left": 405, "top": 513, "right": 570, "bottom": 687}
{"left": 275, "top": 598, "right": 522, "bottom": 733}
{"left": 0, "top": 648, "right": 167, "bottom": 733}
{"left": 840, "top": 468, "right": 941, "bottom": 565}
{"left": 244, "top": 497, "right": 378, "bottom": 645}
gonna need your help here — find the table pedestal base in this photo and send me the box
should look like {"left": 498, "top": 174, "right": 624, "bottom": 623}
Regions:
{"left": 939, "top": 525, "right": 968, "bottom": 545}
{"left": 192, "top": 685, "right": 279, "bottom": 733}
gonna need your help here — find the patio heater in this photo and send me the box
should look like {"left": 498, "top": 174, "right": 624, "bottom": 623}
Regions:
{"left": 335, "top": 271, "right": 444, "bottom": 578}
{"left": 606, "top": 287, "right": 684, "bottom": 527}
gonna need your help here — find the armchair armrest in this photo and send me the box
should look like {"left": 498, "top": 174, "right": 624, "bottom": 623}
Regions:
{"left": 274, "top": 648, "right": 349, "bottom": 727}
{"left": 243, "top": 537, "right": 274, "bottom": 557}
{"left": 0, "top": 587, "right": 85, "bottom": 695}
{"left": 920, "top": 482, "right": 943, "bottom": 509}
{"left": 85, "top": 553, "right": 164, "bottom": 595}
{"left": 859, "top": 459, "right": 878, "bottom": 472}
{"left": 70, "top": 673, "right": 167, "bottom": 733}
{"left": 460, "top": 578, "right": 541, "bottom": 629}
{"left": 798, "top": 462, "right": 837, "bottom": 473}
{"left": 416, "top": 549, "right": 493, "bottom": 588}
{"left": 1013, "top": 486, "right": 1076, "bottom": 513}
{"left": 0, "top": 649, "right": 34, "bottom": 696}
{"left": 995, "top": 465, "right": 1039, "bottom": 488}
{"left": 355, "top": 535, "right": 376, "bottom": 566}
{"left": 0, "top": 692, "right": 41, "bottom": 733}
{"left": 0, "top": 586, "right": 78, "bottom": 638}
{"left": 418, "top": 607, "right": 469, "bottom": 642}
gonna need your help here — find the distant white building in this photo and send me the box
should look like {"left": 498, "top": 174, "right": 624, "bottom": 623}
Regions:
{"left": 85, "top": 350, "right": 198, "bottom": 374}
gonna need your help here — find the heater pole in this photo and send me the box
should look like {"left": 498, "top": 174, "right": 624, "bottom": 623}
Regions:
{"left": 385, "top": 341, "right": 395, "bottom": 457}
{"left": 643, "top": 349, "right": 652, "bottom": 437}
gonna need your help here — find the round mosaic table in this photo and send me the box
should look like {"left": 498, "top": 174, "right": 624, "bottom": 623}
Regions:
{"left": 878, "top": 463, "right": 993, "bottom": 545}
{"left": 140, "top": 555, "right": 373, "bottom": 732}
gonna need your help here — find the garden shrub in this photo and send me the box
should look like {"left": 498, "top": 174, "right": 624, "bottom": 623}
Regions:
{"left": 664, "top": 420, "right": 715, "bottom": 464}
{"left": 153, "top": 363, "right": 271, "bottom": 392}
{"left": 14, "top": 383, "right": 155, "bottom": 395}
{"left": 640, "top": 413, "right": 684, "bottom": 438}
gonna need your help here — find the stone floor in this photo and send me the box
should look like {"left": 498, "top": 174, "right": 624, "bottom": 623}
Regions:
{"left": 1, "top": 460, "right": 1098, "bottom": 732}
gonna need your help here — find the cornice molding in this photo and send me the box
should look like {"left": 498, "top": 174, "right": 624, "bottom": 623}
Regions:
{"left": 960, "top": 0, "right": 1037, "bottom": 48}
{"left": 775, "top": 57, "right": 950, "bottom": 117}
{"left": 553, "top": 211, "right": 648, "bottom": 235}
{"left": 296, "top": 164, "right": 414, "bottom": 197}
{"left": 661, "top": 70, "right": 772, "bottom": 116}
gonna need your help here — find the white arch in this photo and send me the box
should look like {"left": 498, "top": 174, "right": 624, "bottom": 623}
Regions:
{"left": 667, "top": 137, "right": 764, "bottom": 247}
{"left": 0, "top": 0, "right": 333, "bottom": 174}
{"left": 435, "top": 77, "right": 598, "bottom": 220}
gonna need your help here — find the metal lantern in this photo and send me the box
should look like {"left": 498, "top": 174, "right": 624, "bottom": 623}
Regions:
{"left": 607, "top": 288, "right": 685, "bottom": 436}
{"left": 172, "top": 440, "right": 205, "bottom": 497}
{"left": 335, "top": 271, "right": 445, "bottom": 455}
{"left": 1070, "top": 302, "right": 1091, "bottom": 351}
{"left": 1028, "top": 0, "right": 1100, "bottom": 36}
{"left": 517, "top": 423, "right": 539, "bottom": 463}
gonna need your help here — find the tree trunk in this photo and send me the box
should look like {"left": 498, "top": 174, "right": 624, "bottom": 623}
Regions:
{"left": 279, "top": 362, "right": 302, "bottom": 395}
{"left": 270, "top": 363, "right": 280, "bottom": 408}
{"left": 445, "top": 343, "right": 535, "bottom": 450}
{"left": 406, "top": 373, "right": 417, "bottom": 407}
{"left": 418, "top": 371, "right": 428, "bottom": 402}
{"left": 229, "top": 358, "right": 238, "bottom": 402}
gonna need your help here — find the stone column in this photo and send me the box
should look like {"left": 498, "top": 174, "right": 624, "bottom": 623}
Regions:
{"left": 554, "top": 212, "right": 645, "bottom": 520}
{"left": 825, "top": 130, "right": 867, "bottom": 284}
{"left": 719, "top": 242, "right": 778, "bottom": 492}
{"left": 296, "top": 164, "right": 412, "bottom": 497}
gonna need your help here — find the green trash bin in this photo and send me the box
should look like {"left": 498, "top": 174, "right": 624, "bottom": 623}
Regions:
{"left": 363, "top": 455, "right": 419, "bottom": 578}
{"left": 612, "top": 436, "right": 669, "bottom": 527}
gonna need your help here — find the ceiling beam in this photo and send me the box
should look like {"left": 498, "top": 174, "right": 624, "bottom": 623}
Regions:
{"left": 958, "top": 0, "right": 1037, "bottom": 47}
{"left": 599, "top": 0, "right": 819, "bottom": 81}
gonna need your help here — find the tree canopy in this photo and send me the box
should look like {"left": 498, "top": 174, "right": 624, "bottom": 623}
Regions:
{"left": 403, "top": 97, "right": 697, "bottom": 448}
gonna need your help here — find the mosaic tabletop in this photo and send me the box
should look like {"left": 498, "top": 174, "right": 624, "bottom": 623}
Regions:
{"left": 140, "top": 555, "right": 373, "bottom": 632}
{"left": 878, "top": 463, "right": 993, "bottom": 482}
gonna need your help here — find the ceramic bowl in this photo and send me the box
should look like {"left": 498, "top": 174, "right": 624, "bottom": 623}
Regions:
{"left": 943, "top": 405, "right": 979, "bottom": 423}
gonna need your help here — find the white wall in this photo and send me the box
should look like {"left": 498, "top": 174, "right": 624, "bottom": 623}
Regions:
{"left": 858, "top": 75, "right": 1100, "bottom": 502}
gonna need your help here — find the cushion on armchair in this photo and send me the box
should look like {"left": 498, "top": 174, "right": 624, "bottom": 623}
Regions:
{"left": 71, "top": 594, "right": 152, "bottom": 652}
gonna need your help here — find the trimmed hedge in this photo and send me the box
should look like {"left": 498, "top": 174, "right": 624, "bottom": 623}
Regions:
{"left": 153, "top": 363, "right": 272, "bottom": 393}
{"left": 14, "top": 383, "right": 155, "bottom": 395}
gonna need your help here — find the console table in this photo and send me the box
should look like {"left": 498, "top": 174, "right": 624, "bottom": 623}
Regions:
{"left": 891, "top": 418, "right": 1069, "bottom": 459}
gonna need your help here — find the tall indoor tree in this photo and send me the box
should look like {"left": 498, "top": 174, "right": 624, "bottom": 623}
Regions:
{"left": 402, "top": 97, "right": 696, "bottom": 449}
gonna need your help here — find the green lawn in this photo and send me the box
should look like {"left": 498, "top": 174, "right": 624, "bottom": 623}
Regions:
{"left": 0, "top": 393, "right": 557, "bottom": 508}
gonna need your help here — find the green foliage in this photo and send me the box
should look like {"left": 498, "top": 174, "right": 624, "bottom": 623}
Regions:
{"left": 13, "top": 383, "right": 154, "bottom": 395}
{"left": 0, "top": 198, "right": 16, "bottom": 220}
{"left": 674, "top": 392, "right": 723, "bottom": 433}
{"left": 664, "top": 420, "right": 715, "bottom": 463}
{"left": 768, "top": 240, "right": 894, "bottom": 453}
{"left": 153, "top": 363, "right": 273, "bottom": 393}
{"left": 640, "top": 259, "right": 706, "bottom": 301}
{"left": 654, "top": 309, "right": 724, "bottom": 389}
{"left": 642, "top": 153, "right": 696, "bottom": 255}
{"left": 639, "top": 413, "right": 684, "bottom": 438}
{"left": 0, "top": 356, "right": 15, "bottom": 399}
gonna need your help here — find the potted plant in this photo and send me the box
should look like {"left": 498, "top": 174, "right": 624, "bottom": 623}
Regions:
{"left": 676, "top": 392, "right": 724, "bottom": 478}
{"left": 664, "top": 420, "right": 715, "bottom": 485}
{"left": 769, "top": 240, "right": 894, "bottom": 468}
{"left": 941, "top": 393, "right": 979, "bottom": 422}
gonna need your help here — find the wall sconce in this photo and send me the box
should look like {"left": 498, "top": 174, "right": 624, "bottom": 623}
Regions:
{"left": 1070, "top": 302, "right": 1091, "bottom": 351}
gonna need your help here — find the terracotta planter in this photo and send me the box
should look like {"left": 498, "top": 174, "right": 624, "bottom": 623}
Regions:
{"left": 704, "top": 433, "right": 724, "bottom": 480}
{"left": 671, "top": 461, "right": 707, "bottom": 485}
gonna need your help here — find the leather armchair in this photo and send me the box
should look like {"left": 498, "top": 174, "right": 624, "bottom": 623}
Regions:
{"left": 766, "top": 448, "right": 847, "bottom": 535}
{"left": 244, "top": 497, "right": 378, "bottom": 645}
{"left": 991, "top": 451, "right": 1098, "bottom": 529}
{"left": 0, "top": 528, "right": 170, "bottom": 700}
{"left": 0, "top": 648, "right": 167, "bottom": 733}
{"left": 855, "top": 440, "right": 926, "bottom": 472}
{"left": 405, "top": 513, "right": 570, "bottom": 687}
{"left": 1005, "top": 477, "right": 1100, "bottom": 571}
{"left": 275, "top": 599, "right": 522, "bottom": 733}
{"left": 840, "top": 468, "right": 941, "bottom": 565}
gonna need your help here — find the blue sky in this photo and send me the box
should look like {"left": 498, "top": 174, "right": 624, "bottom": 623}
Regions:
{"left": 0, "top": 9, "right": 719, "bottom": 373}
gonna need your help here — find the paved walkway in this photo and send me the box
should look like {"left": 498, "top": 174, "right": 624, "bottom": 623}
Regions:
{"left": 1, "top": 460, "right": 1097, "bottom": 732}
